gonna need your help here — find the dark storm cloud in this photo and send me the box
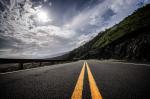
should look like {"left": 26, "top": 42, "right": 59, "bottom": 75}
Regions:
{"left": 0, "top": 38, "right": 12, "bottom": 48}
{"left": 0, "top": 0, "right": 150, "bottom": 58}
{"left": 102, "top": 9, "right": 116, "bottom": 21}
{"left": 40, "top": 0, "right": 105, "bottom": 25}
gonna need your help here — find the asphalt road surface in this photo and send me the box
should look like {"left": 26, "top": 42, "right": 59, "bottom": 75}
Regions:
{"left": 0, "top": 60, "right": 150, "bottom": 99}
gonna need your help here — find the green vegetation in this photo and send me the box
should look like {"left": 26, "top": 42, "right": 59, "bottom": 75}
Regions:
{"left": 62, "top": 4, "right": 150, "bottom": 61}
{"left": 93, "top": 4, "right": 150, "bottom": 48}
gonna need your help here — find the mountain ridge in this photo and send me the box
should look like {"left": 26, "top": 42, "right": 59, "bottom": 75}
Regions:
{"left": 55, "top": 4, "right": 150, "bottom": 62}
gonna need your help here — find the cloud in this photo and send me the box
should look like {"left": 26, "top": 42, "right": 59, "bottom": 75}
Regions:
{"left": 67, "top": 0, "right": 142, "bottom": 31}
{"left": 0, "top": 0, "right": 77, "bottom": 58}
{"left": 0, "top": 0, "right": 149, "bottom": 58}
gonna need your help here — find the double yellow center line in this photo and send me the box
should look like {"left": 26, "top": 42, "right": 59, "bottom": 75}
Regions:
{"left": 71, "top": 62, "right": 102, "bottom": 99}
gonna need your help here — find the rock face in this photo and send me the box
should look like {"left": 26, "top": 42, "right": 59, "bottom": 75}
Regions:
{"left": 95, "top": 28, "right": 150, "bottom": 61}
{"left": 57, "top": 4, "right": 150, "bottom": 62}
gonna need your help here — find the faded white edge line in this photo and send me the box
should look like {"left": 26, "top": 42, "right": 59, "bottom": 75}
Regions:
{"left": 90, "top": 60, "right": 150, "bottom": 67}
{"left": 0, "top": 65, "right": 56, "bottom": 75}
{"left": 0, "top": 67, "right": 39, "bottom": 75}
{"left": 110, "top": 61, "right": 150, "bottom": 67}
{"left": 0, "top": 61, "right": 80, "bottom": 75}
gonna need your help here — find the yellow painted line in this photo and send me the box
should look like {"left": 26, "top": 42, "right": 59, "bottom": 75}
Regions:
{"left": 86, "top": 62, "right": 103, "bottom": 99}
{"left": 71, "top": 62, "right": 86, "bottom": 99}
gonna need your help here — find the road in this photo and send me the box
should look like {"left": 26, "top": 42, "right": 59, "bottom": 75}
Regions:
{"left": 0, "top": 60, "right": 150, "bottom": 99}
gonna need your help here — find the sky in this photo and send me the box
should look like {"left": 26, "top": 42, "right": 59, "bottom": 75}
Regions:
{"left": 0, "top": 0, "right": 150, "bottom": 59}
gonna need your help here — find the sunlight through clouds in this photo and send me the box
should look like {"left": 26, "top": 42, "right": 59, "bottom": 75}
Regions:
{"left": 0, "top": 0, "right": 149, "bottom": 58}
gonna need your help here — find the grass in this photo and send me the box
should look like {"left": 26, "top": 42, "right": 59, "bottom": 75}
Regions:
{"left": 92, "top": 4, "right": 150, "bottom": 48}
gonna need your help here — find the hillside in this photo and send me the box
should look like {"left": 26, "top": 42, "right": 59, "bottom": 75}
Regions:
{"left": 58, "top": 4, "right": 150, "bottom": 62}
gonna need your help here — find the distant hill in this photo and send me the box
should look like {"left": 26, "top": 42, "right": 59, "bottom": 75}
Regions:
{"left": 57, "top": 4, "right": 150, "bottom": 62}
